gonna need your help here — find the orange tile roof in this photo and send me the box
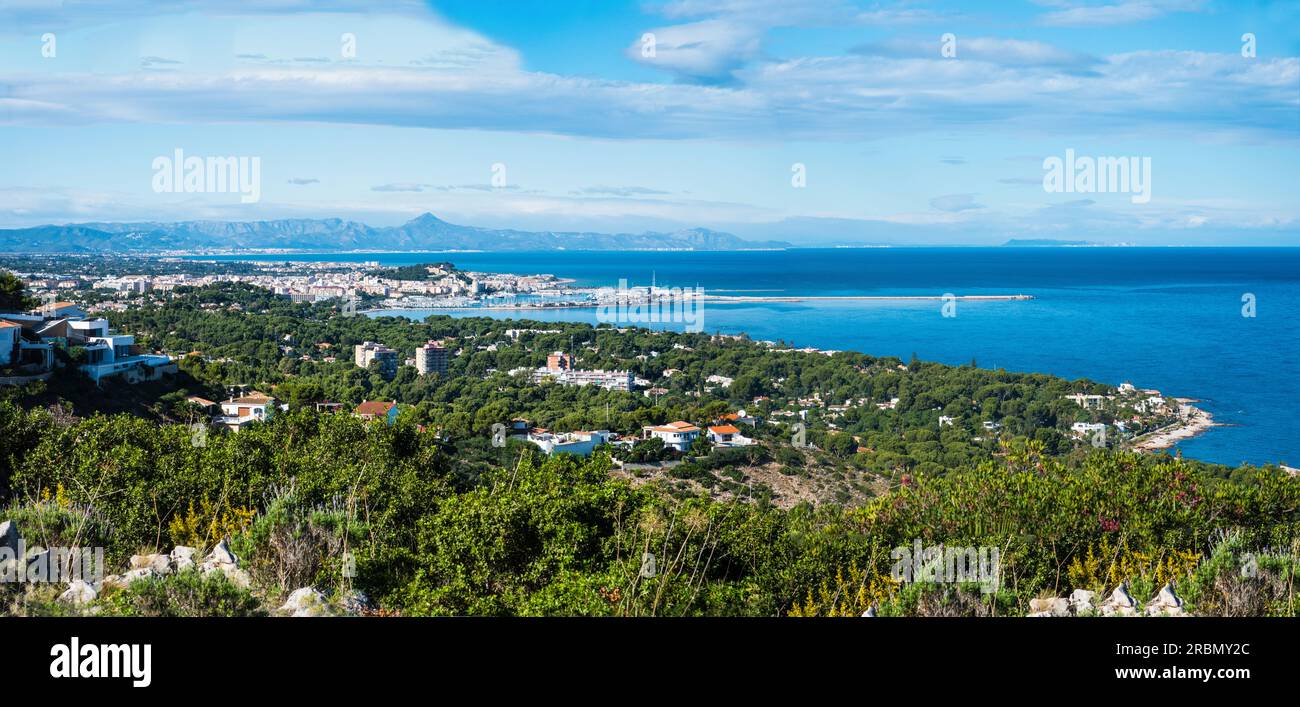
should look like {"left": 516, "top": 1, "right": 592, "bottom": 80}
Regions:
{"left": 355, "top": 400, "right": 397, "bottom": 416}
{"left": 709, "top": 425, "right": 740, "bottom": 434}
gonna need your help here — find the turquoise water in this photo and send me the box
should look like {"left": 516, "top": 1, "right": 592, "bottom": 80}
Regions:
{"left": 204, "top": 248, "right": 1300, "bottom": 467}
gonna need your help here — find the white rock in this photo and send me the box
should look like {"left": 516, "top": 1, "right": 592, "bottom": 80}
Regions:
{"left": 205, "top": 538, "right": 238, "bottom": 567}
{"left": 124, "top": 568, "right": 157, "bottom": 584}
{"left": 1069, "top": 589, "right": 1097, "bottom": 614}
{"left": 129, "top": 553, "right": 172, "bottom": 573}
{"left": 170, "top": 545, "right": 198, "bottom": 563}
{"left": 1151, "top": 582, "right": 1183, "bottom": 609}
{"left": 173, "top": 557, "right": 195, "bottom": 573}
{"left": 1106, "top": 582, "right": 1138, "bottom": 608}
{"left": 1029, "top": 597, "right": 1070, "bottom": 617}
{"left": 59, "top": 579, "right": 98, "bottom": 606}
{"left": 0, "top": 519, "right": 18, "bottom": 552}
{"left": 223, "top": 567, "right": 252, "bottom": 589}
{"left": 861, "top": 606, "right": 877, "bottom": 617}
{"left": 1026, "top": 611, "right": 1054, "bottom": 618}
{"left": 279, "top": 587, "right": 332, "bottom": 617}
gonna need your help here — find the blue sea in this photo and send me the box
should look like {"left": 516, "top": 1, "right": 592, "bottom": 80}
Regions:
{"left": 203, "top": 248, "right": 1300, "bottom": 467}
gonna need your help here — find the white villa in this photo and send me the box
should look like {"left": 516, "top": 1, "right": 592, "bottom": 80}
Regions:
{"left": 642, "top": 421, "right": 701, "bottom": 452}
{"left": 527, "top": 430, "right": 613, "bottom": 456}
{"left": 706, "top": 424, "right": 752, "bottom": 447}
{"left": 217, "top": 393, "right": 278, "bottom": 432}
{"left": 0, "top": 308, "right": 174, "bottom": 383}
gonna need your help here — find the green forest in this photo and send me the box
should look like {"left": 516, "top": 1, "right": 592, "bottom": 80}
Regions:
{"left": 2, "top": 280, "right": 1297, "bottom": 616}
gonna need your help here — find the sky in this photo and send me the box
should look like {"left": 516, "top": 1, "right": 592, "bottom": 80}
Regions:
{"left": 0, "top": 0, "right": 1297, "bottom": 245}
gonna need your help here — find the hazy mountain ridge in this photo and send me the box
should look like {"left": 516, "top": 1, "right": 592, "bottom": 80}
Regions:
{"left": 0, "top": 213, "right": 789, "bottom": 253}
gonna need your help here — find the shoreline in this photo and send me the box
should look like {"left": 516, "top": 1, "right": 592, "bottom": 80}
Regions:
{"left": 366, "top": 293, "right": 1034, "bottom": 313}
{"left": 1130, "top": 401, "right": 1222, "bottom": 453}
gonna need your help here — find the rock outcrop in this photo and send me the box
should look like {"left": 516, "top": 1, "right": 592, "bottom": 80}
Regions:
{"left": 1026, "top": 582, "right": 1190, "bottom": 617}
{"left": 0, "top": 519, "right": 18, "bottom": 553}
{"left": 59, "top": 579, "right": 98, "bottom": 606}
{"left": 278, "top": 587, "right": 335, "bottom": 617}
{"left": 1145, "top": 582, "right": 1186, "bottom": 616}
{"left": 198, "top": 538, "right": 251, "bottom": 588}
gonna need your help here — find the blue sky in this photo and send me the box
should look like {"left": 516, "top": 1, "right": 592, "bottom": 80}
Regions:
{"left": 0, "top": 0, "right": 1297, "bottom": 245}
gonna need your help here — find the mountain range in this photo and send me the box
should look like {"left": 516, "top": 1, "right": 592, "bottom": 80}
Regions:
{"left": 0, "top": 213, "right": 789, "bottom": 253}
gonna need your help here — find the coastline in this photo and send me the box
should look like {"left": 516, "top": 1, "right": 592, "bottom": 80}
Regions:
{"left": 365, "top": 293, "right": 1034, "bottom": 313}
{"left": 1130, "top": 399, "right": 1222, "bottom": 453}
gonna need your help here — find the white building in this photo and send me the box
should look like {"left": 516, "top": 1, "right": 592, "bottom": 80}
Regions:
{"left": 532, "top": 363, "right": 633, "bottom": 392}
{"left": 705, "top": 374, "right": 734, "bottom": 388}
{"left": 355, "top": 341, "right": 398, "bottom": 379}
{"left": 1065, "top": 393, "right": 1107, "bottom": 410}
{"left": 527, "top": 430, "right": 612, "bottom": 456}
{"left": 643, "top": 422, "right": 701, "bottom": 452}
{"left": 218, "top": 394, "right": 277, "bottom": 431}
{"left": 0, "top": 321, "right": 19, "bottom": 367}
{"left": 1071, "top": 422, "right": 1107, "bottom": 438}
{"left": 706, "top": 425, "right": 752, "bottom": 447}
{"left": 414, "top": 340, "right": 449, "bottom": 376}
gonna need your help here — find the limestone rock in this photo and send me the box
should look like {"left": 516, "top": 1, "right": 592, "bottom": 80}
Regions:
{"left": 223, "top": 567, "right": 252, "bottom": 588}
{"left": 59, "top": 579, "right": 97, "bottom": 606}
{"left": 1100, "top": 582, "right": 1139, "bottom": 616}
{"left": 1146, "top": 582, "right": 1186, "bottom": 616}
{"left": 1069, "top": 589, "right": 1097, "bottom": 614}
{"left": 173, "top": 557, "right": 195, "bottom": 573}
{"left": 1029, "top": 597, "right": 1070, "bottom": 617}
{"left": 204, "top": 538, "right": 238, "bottom": 567}
{"left": 130, "top": 553, "right": 172, "bottom": 574}
{"left": 279, "top": 587, "right": 333, "bottom": 617}
{"left": 0, "top": 519, "right": 18, "bottom": 552}
{"left": 861, "top": 606, "right": 877, "bottom": 618}
{"left": 1026, "top": 611, "right": 1054, "bottom": 618}
{"left": 170, "top": 546, "right": 198, "bottom": 563}
{"left": 124, "top": 567, "right": 157, "bottom": 584}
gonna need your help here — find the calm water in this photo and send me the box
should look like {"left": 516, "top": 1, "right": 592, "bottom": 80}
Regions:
{"left": 204, "top": 248, "right": 1300, "bottom": 467}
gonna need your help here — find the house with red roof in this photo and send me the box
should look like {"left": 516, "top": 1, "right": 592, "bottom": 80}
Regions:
{"left": 354, "top": 400, "right": 400, "bottom": 425}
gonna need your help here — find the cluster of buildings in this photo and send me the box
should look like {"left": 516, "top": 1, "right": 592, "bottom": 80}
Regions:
{"left": 1065, "top": 383, "right": 1170, "bottom": 415}
{"left": 641, "top": 415, "right": 755, "bottom": 452}
{"left": 15, "top": 260, "right": 576, "bottom": 310}
{"left": 505, "top": 410, "right": 756, "bottom": 458}
{"left": 207, "top": 392, "right": 400, "bottom": 432}
{"left": 0, "top": 302, "right": 176, "bottom": 384}
{"left": 525, "top": 351, "right": 634, "bottom": 392}
{"left": 353, "top": 340, "right": 451, "bottom": 379}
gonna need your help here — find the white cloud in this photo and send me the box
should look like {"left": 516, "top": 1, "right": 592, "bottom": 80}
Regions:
{"left": 854, "top": 36, "right": 1099, "bottom": 68}
{"left": 1035, "top": 1, "right": 1204, "bottom": 27}
{"left": 626, "top": 19, "right": 764, "bottom": 83}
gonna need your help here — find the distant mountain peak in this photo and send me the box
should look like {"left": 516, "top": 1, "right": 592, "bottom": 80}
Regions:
{"left": 0, "top": 215, "right": 790, "bottom": 253}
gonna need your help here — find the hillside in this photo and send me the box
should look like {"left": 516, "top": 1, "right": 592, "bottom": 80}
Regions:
{"left": 0, "top": 213, "right": 790, "bottom": 253}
